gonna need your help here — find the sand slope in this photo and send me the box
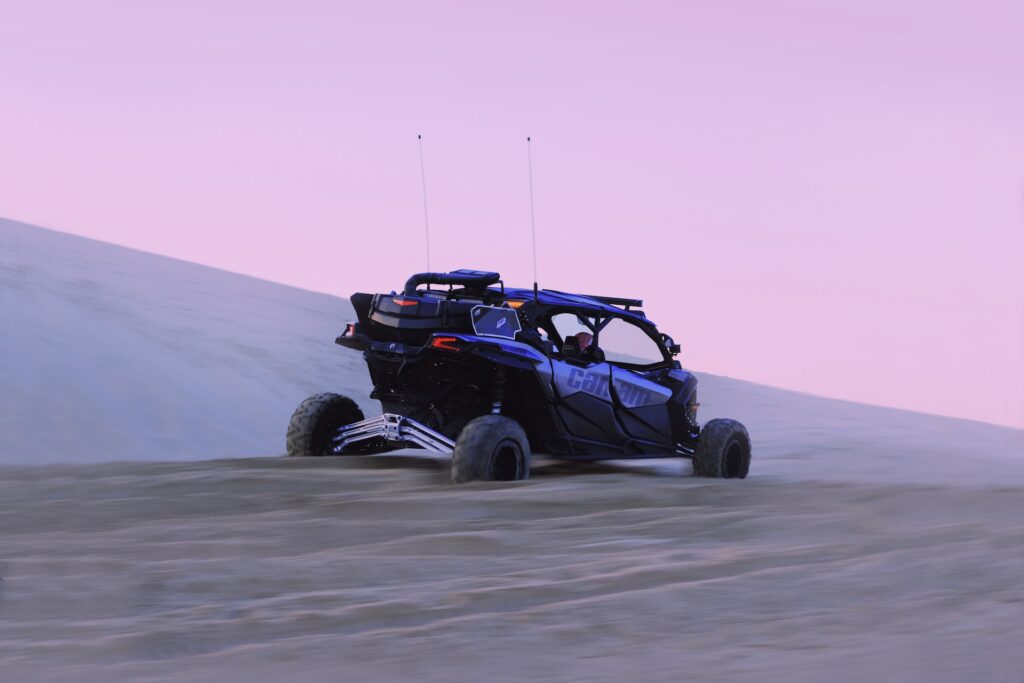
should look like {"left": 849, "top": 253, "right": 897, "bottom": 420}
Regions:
{"left": 1, "top": 218, "right": 1022, "bottom": 681}
{"left": 1, "top": 217, "right": 373, "bottom": 463}
{"left": 2, "top": 217, "right": 1019, "bottom": 482}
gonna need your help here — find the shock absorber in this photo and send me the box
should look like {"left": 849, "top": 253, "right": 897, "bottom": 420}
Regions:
{"left": 491, "top": 367, "right": 506, "bottom": 414}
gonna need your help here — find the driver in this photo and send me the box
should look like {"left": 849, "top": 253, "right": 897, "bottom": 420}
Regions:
{"left": 574, "top": 332, "right": 593, "bottom": 353}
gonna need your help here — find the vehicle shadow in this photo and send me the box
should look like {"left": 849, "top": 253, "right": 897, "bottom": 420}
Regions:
{"left": 530, "top": 457, "right": 686, "bottom": 479}
{"left": 310, "top": 451, "right": 449, "bottom": 472}
{"left": 283, "top": 450, "right": 689, "bottom": 480}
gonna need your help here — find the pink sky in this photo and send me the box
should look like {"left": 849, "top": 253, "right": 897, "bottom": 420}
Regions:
{"left": 2, "top": 1, "right": 1022, "bottom": 428}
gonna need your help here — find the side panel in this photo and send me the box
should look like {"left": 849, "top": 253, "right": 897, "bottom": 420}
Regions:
{"left": 610, "top": 366, "right": 673, "bottom": 445}
{"left": 465, "top": 337, "right": 555, "bottom": 401}
{"left": 551, "top": 361, "right": 622, "bottom": 444}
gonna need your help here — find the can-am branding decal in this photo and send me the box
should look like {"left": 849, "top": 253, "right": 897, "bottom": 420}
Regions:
{"left": 554, "top": 362, "right": 671, "bottom": 408}
{"left": 567, "top": 367, "right": 610, "bottom": 397}
{"left": 554, "top": 363, "right": 610, "bottom": 401}
{"left": 612, "top": 369, "right": 672, "bottom": 409}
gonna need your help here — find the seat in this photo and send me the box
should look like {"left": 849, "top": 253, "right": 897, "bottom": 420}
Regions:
{"left": 517, "top": 328, "right": 555, "bottom": 354}
{"left": 561, "top": 335, "right": 581, "bottom": 358}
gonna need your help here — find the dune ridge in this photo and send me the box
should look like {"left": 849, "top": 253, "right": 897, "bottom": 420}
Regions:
{"left": 2, "top": 217, "right": 1019, "bottom": 479}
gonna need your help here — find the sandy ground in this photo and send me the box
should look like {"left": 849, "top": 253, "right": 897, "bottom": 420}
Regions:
{"left": 2, "top": 218, "right": 1023, "bottom": 680}
{"left": 0, "top": 456, "right": 1021, "bottom": 682}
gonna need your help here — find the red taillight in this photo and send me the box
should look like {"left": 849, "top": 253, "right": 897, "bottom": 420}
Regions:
{"left": 430, "top": 336, "right": 462, "bottom": 352}
{"left": 392, "top": 297, "right": 418, "bottom": 307}
{"left": 343, "top": 323, "right": 356, "bottom": 337}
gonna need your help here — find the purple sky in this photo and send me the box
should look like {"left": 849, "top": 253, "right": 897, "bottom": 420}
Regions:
{"left": 3, "top": 1, "right": 1022, "bottom": 428}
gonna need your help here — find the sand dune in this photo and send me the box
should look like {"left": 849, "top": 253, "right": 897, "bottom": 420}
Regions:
{"left": 2, "top": 217, "right": 1019, "bottom": 482}
{"left": 1, "top": 218, "right": 1022, "bottom": 680}
{"left": 1, "top": 217, "right": 373, "bottom": 464}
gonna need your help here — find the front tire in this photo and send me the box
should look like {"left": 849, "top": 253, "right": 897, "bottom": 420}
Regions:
{"left": 451, "top": 415, "right": 531, "bottom": 483}
{"left": 286, "top": 393, "right": 364, "bottom": 457}
{"left": 693, "top": 418, "right": 751, "bottom": 478}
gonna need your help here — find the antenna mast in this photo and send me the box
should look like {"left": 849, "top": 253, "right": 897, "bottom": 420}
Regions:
{"left": 417, "top": 134, "right": 431, "bottom": 272}
{"left": 527, "top": 136, "right": 538, "bottom": 296}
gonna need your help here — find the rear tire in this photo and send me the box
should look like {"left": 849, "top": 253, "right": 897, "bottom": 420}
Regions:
{"left": 286, "top": 393, "right": 365, "bottom": 457}
{"left": 693, "top": 418, "right": 751, "bottom": 479}
{"left": 451, "top": 415, "right": 531, "bottom": 483}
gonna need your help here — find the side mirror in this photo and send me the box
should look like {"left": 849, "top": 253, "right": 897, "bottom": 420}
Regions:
{"left": 660, "top": 333, "right": 681, "bottom": 356}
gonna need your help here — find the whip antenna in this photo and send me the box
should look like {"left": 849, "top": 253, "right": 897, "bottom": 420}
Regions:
{"left": 527, "top": 136, "right": 538, "bottom": 297}
{"left": 417, "top": 134, "right": 431, "bottom": 272}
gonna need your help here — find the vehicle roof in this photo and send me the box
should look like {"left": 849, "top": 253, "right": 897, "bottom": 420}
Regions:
{"left": 398, "top": 269, "right": 655, "bottom": 326}
{"left": 497, "top": 287, "right": 655, "bottom": 325}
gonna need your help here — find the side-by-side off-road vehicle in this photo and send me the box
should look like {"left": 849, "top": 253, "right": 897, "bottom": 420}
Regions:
{"left": 287, "top": 270, "right": 751, "bottom": 483}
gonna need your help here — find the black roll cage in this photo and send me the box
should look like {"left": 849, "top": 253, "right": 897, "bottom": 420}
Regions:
{"left": 532, "top": 306, "right": 674, "bottom": 370}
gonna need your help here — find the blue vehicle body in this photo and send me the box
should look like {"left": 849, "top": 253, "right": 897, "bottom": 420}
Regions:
{"left": 335, "top": 269, "right": 702, "bottom": 460}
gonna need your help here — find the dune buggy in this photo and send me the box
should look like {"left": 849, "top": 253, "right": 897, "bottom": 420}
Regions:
{"left": 287, "top": 269, "right": 751, "bottom": 483}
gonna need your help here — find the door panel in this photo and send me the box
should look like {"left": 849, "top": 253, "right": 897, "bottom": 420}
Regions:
{"left": 551, "top": 361, "right": 621, "bottom": 444}
{"left": 610, "top": 366, "right": 673, "bottom": 445}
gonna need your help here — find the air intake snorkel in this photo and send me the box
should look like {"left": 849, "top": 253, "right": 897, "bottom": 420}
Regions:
{"left": 403, "top": 270, "right": 501, "bottom": 295}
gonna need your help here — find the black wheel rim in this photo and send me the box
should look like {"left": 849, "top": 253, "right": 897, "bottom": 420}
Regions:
{"left": 490, "top": 439, "right": 523, "bottom": 480}
{"left": 723, "top": 441, "right": 744, "bottom": 478}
